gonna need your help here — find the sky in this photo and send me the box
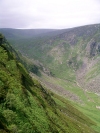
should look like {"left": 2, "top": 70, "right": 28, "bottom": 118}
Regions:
{"left": 0, "top": 0, "right": 100, "bottom": 29}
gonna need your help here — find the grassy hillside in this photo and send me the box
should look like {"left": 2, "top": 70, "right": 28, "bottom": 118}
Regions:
{"left": 35, "top": 72, "right": 100, "bottom": 132}
{"left": 0, "top": 34, "right": 97, "bottom": 133}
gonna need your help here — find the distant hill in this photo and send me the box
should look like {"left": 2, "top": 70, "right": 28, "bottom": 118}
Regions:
{"left": 0, "top": 28, "right": 69, "bottom": 39}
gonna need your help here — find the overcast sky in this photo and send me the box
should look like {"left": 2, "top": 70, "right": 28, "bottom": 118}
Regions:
{"left": 0, "top": 0, "right": 100, "bottom": 29}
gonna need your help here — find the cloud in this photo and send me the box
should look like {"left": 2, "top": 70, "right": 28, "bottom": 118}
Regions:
{"left": 0, "top": 0, "right": 100, "bottom": 29}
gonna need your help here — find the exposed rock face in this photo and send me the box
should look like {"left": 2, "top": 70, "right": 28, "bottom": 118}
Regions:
{"left": 90, "top": 41, "right": 97, "bottom": 57}
{"left": 89, "top": 41, "right": 100, "bottom": 57}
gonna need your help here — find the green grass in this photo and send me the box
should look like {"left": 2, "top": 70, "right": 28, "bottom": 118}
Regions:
{"left": 72, "top": 91, "right": 100, "bottom": 132}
